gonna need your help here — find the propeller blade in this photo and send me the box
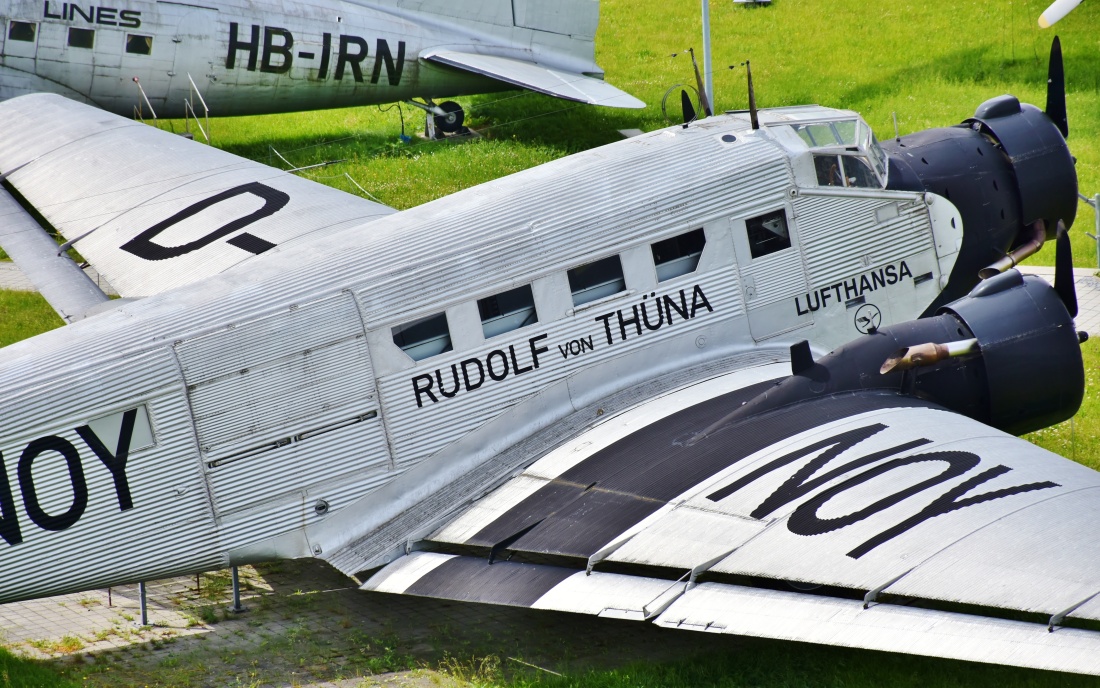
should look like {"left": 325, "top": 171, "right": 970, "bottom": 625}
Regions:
{"left": 1054, "top": 220, "right": 1078, "bottom": 318}
{"left": 1039, "top": 0, "right": 1083, "bottom": 28}
{"left": 681, "top": 89, "right": 697, "bottom": 127}
{"left": 1046, "top": 36, "right": 1069, "bottom": 139}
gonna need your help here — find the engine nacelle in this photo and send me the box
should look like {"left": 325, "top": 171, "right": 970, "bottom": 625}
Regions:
{"left": 733, "top": 270, "right": 1083, "bottom": 437}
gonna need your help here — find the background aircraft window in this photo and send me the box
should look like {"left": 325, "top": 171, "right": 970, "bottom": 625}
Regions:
{"left": 126, "top": 34, "right": 153, "bottom": 55}
{"left": 392, "top": 312, "right": 452, "bottom": 361}
{"left": 479, "top": 285, "right": 538, "bottom": 339}
{"left": 652, "top": 228, "right": 706, "bottom": 281}
{"left": 68, "top": 27, "right": 94, "bottom": 49}
{"left": 746, "top": 210, "right": 791, "bottom": 258}
{"left": 568, "top": 255, "right": 626, "bottom": 306}
{"left": 8, "top": 21, "right": 36, "bottom": 42}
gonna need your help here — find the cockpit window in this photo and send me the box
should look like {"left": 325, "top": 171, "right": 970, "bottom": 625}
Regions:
{"left": 814, "top": 154, "right": 879, "bottom": 188}
{"left": 791, "top": 119, "right": 886, "bottom": 188}
{"left": 867, "top": 133, "right": 889, "bottom": 182}
{"left": 833, "top": 120, "right": 857, "bottom": 144}
{"left": 793, "top": 121, "right": 858, "bottom": 148}
{"left": 844, "top": 156, "right": 879, "bottom": 188}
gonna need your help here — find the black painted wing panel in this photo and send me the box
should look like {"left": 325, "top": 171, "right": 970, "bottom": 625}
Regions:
{"left": 475, "top": 389, "right": 936, "bottom": 558}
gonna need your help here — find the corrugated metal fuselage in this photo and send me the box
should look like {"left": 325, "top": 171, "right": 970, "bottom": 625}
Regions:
{"left": 0, "top": 109, "right": 961, "bottom": 601}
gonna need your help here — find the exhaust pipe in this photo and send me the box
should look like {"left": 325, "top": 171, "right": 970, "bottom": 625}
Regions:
{"left": 978, "top": 220, "right": 1047, "bottom": 279}
{"left": 880, "top": 338, "right": 979, "bottom": 374}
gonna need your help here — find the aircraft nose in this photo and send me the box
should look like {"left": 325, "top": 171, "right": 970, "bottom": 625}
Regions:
{"left": 882, "top": 37, "right": 1078, "bottom": 314}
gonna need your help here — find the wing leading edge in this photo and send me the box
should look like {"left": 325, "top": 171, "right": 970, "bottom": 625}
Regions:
{"left": 0, "top": 94, "right": 396, "bottom": 308}
{"left": 422, "top": 50, "right": 645, "bottom": 109}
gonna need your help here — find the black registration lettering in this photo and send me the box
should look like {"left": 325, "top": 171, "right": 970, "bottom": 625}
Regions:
{"left": 227, "top": 22, "right": 260, "bottom": 71}
{"left": 261, "top": 26, "right": 293, "bottom": 74}
{"left": 120, "top": 182, "right": 289, "bottom": 260}
{"left": 335, "top": 35, "right": 368, "bottom": 82}
{"left": 18, "top": 436, "right": 88, "bottom": 532}
{"left": 76, "top": 408, "right": 137, "bottom": 511}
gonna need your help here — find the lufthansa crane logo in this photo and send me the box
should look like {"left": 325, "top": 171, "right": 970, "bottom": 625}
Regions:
{"left": 854, "top": 303, "right": 882, "bottom": 334}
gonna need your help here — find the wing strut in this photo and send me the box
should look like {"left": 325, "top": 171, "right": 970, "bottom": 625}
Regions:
{"left": 0, "top": 187, "right": 110, "bottom": 323}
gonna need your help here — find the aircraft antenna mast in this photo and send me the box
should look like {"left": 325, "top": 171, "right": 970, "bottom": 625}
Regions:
{"left": 702, "top": 0, "right": 715, "bottom": 116}
{"left": 746, "top": 61, "right": 759, "bottom": 129}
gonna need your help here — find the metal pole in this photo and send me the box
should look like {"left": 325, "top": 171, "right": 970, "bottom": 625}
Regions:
{"left": 229, "top": 566, "right": 247, "bottom": 614}
{"left": 1083, "top": 193, "right": 1100, "bottom": 272}
{"left": 701, "top": 0, "right": 714, "bottom": 115}
{"left": 138, "top": 581, "right": 149, "bottom": 626}
{"left": 1095, "top": 193, "right": 1099, "bottom": 272}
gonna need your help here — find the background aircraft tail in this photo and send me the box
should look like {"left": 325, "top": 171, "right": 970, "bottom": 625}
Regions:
{"left": 374, "top": 0, "right": 599, "bottom": 39}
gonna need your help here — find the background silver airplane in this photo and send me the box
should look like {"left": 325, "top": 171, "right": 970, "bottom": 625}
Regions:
{"left": 0, "top": 0, "right": 643, "bottom": 133}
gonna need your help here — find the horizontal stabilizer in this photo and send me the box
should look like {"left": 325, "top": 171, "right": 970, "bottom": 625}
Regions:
{"left": 0, "top": 188, "right": 110, "bottom": 322}
{"left": 422, "top": 50, "right": 645, "bottom": 109}
{"left": 365, "top": 552, "right": 1100, "bottom": 676}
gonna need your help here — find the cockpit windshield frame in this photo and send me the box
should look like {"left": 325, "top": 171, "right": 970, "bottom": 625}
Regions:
{"left": 780, "top": 118, "right": 889, "bottom": 188}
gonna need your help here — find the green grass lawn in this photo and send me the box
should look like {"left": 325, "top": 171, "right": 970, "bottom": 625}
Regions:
{"left": 495, "top": 640, "right": 1100, "bottom": 688}
{"left": 0, "top": 646, "right": 80, "bottom": 688}
{"left": 3, "top": 0, "right": 1100, "bottom": 685}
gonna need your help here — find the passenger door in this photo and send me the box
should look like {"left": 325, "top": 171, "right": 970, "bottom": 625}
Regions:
{"left": 730, "top": 204, "right": 814, "bottom": 342}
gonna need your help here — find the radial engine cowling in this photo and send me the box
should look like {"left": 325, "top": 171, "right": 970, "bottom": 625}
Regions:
{"left": 883, "top": 93, "right": 1077, "bottom": 311}
{"left": 937, "top": 269, "right": 1082, "bottom": 434}
{"left": 967, "top": 95, "right": 1077, "bottom": 234}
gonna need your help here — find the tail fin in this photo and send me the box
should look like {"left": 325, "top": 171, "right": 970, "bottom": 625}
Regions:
{"left": 512, "top": 0, "right": 599, "bottom": 39}
{"left": 373, "top": 0, "right": 600, "bottom": 39}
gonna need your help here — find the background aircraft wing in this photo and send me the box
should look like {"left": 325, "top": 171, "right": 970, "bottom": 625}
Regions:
{"left": 421, "top": 50, "right": 645, "bottom": 109}
{"left": 362, "top": 376, "right": 1100, "bottom": 675}
{"left": 0, "top": 94, "right": 395, "bottom": 315}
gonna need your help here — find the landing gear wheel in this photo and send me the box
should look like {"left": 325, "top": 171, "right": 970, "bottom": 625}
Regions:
{"left": 433, "top": 101, "right": 465, "bottom": 134}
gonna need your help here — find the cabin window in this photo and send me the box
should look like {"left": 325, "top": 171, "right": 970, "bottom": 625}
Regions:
{"left": 67, "top": 27, "right": 94, "bottom": 49}
{"left": 392, "top": 312, "right": 452, "bottom": 361}
{"left": 568, "top": 255, "right": 626, "bottom": 306}
{"left": 125, "top": 34, "right": 153, "bottom": 55}
{"left": 652, "top": 229, "right": 706, "bottom": 282}
{"left": 8, "top": 21, "right": 36, "bottom": 42}
{"left": 746, "top": 210, "right": 791, "bottom": 259}
{"left": 479, "top": 285, "right": 537, "bottom": 339}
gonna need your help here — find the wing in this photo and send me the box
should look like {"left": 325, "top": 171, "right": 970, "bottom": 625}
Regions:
{"left": 361, "top": 372, "right": 1100, "bottom": 675}
{"left": 421, "top": 50, "right": 645, "bottom": 109}
{"left": 0, "top": 94, "right": 395, "bottom": 316}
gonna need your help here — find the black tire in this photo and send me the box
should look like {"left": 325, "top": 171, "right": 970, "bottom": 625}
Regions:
{"left": 433, "top": 101, "right": 465, "bottom": 134}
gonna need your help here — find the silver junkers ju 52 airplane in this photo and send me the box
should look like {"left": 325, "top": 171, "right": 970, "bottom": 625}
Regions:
{"left": 0, "top": 0, "right": 643, "bottom": 133}
{"left": 0, "top": 40, "right": 1096, "bottom": 674}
